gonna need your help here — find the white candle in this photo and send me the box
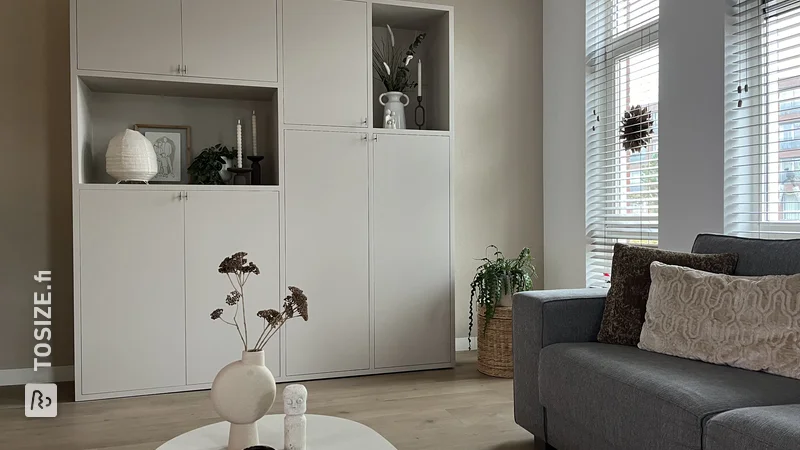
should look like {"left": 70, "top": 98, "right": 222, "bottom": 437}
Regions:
{"left": 236, "top": 119, "right": 243, "bottom": 168}
{"left": 251, "top": 110, "right": 258, "bottom": 156}
{"left": 417, "top": 59, "right": 422, "bottom": 97}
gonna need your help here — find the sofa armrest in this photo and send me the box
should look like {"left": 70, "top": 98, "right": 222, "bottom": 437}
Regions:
{"left": 512, "top": 288, "right": 608, "bottom": 439}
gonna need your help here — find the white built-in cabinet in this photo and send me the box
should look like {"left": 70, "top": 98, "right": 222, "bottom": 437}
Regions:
{"left": 78, "top": 189, "right": 281, "bottom": 396}
{"left": 284, "top": 130, "right": 371, "bottom": 375}
{"left": 77, "top": 0, "right": 278, "bottom": 82}
{"left": 77, "top": 0, "right": 183, "bottom": 76}
{"left": 78, "top": 190, "right": 187, "bottom": 395}
{"left": 72, "top": 0, "right": 455, "bottom": 401}
{"left": 372, "top": 134, "right": 451, "bottom": 368}
{"left": 184, "top": 191, "right": 281, "bottom": 385}
{"left": 283, "top": 0, "right": 369, "bottom": 127}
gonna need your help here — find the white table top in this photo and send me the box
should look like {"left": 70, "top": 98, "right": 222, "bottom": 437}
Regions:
{"left": 157, "top": 414, "right": 396, "bottom": 450}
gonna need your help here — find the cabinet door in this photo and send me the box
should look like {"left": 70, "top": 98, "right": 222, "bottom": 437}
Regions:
{"left": 184, "top": 191, "right": 281, "bottom": 385}
{"left": 79, "top": 190, "right": 186, "bottom": 395}
{"left": 283, "top": 0, "right": 369, "bottom": 127}
{"left": 181, "top": 0, "right": 278, "bottom": 82}
{"left": 284, "top": 130, "right": 370, "bottom": 375}
{"left": 373, "top": 135, "right": 452, "bottom": 368}
{"left": 77, "top": 0, "right": 182, "bottom": 75}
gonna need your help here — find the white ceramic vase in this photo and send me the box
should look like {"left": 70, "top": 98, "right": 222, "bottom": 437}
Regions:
{"left": 219, "top": 156, "right": 234, "bottom": 182}
{"left": 105, "top": 129, "right": 158, "bottom": 183}
{"left": 379, "top": 91, "right": 409, "bottom": 129}
{"left": 210, "top": 350, "right": 276, "bottom": 450}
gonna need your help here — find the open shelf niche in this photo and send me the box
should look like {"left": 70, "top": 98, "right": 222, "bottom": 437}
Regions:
{"left": 371, "top": 2, "right": 451, "bottom": 132}
{"left": 74, "top": 76, "right": 279, "bottom": 186}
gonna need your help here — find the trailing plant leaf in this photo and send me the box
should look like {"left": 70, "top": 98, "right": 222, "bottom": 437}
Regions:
{"left": 373, "top": 28, "right": 426, "bottom": 93}
{"left": 468, "top": 246, "right": 537, "bottom": 349}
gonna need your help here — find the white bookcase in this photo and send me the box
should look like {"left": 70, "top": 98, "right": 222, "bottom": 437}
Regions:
{"left": 71, "top": 0, "right": 455, "bottom": 401}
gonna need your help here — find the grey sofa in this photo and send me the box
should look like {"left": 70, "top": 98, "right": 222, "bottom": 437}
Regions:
{"left": 513, "top": 234, "right": 800, "bottom": 450}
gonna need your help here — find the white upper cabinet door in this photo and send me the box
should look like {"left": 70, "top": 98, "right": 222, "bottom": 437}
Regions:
{"left": 283, "top": 0, "right": 369, "bottom": 127}
{"left": 284, "top": 130, "right": 370, "bottom": 375}
{"left": 373, "top": 135, "right": 452, "bottom": 368}
{"left": 184, "top": 191, "right": 281, "bottom": 385}
{"left": 77, "top": 0, "right": 183, "bottom": 75}
{"left": 79, "top": 190, "right": 186, "bottom": 395}
{"left": 181, "top": 0, "right": 278, "bottom": 82}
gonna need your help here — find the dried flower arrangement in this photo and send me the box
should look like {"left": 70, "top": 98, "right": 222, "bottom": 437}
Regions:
{"left": 211, "top": 252, "right": 308, "bottom": 352}
{"left": 620, "top": 105, "right": 653, "bottom": 153}
{"left": 373, "top": 25, "right": 426, "bottom": 93}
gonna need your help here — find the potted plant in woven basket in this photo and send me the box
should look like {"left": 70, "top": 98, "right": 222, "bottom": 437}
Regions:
{"left": 469, "top": 246, "right": 536, "bottom": 378}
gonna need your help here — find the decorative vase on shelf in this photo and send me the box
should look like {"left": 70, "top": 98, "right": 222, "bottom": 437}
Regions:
{"left": 105, "top": 129, "right": 158, "bottom": 183}
{"left": 219, "top": 156, "right": 234, "bottom": 182}
{"left": 211, "top": 350, "right": 277, "bottom": 450}
{"left": 379, "top": 91, "right": 409, "bottom": 129}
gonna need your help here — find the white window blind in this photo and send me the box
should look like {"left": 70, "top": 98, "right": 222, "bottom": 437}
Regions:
{"left": 585, "top": 0, "right": 659, "bottom": 287}
{"left": 727, "top": 0, "right": 800, "bottom": 239}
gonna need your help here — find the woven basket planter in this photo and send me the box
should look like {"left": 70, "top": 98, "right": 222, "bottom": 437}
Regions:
{"left": 477, "top": 305, "right": 513, "bottom": 378}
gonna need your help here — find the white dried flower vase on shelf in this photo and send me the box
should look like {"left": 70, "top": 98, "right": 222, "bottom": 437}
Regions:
{"left": 379, "top": 91, "right": 409, "bottom": 129}
{"left": 210, "top": 350, "right": 277, "bottom": 450}
{"left": 105, "top": 129, "right": 158, "bottom": 183}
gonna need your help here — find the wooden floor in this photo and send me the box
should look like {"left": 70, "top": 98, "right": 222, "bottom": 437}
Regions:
{"left": 0, "top": 352, "right": 536, "bottom": 450}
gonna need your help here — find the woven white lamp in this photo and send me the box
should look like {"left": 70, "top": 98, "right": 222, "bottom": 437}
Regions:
{"left": 106, "top": 129, "right": 158, "bottom": 183}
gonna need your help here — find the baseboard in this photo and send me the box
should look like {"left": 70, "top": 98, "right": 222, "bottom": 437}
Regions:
{"left": 0, "top": 366, "right": 74, "bottom": 386}
{"left": 455, "top": 337, "right": 476, "bottom": 352}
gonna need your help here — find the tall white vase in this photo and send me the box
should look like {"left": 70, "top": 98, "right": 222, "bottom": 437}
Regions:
{"left": 379, "top": 91, "right": 410, "bottom": 129}
{"left": 210, "top": 350, "right": 276, "bottom": 450}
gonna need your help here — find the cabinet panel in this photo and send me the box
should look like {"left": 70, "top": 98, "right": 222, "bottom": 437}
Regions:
{"left": 77, "top": 0, "right": 182, "bottom": 75}
{"left": 373, "top": 135, "right": 451, "bottom": 368}
{"left": 283, "top": 0, "right": 369, "bottom": 127}
{"left": 184, "top": 191, "right": 281, "bottom": 385}
{"left": 182, "top": 0, "right": 278, "bottom": 82}
{"left": 284, "top": 130, "right": 370, "bottom": 375}
{"left": 79, "top": 190, "right": 186, "bottom": 394}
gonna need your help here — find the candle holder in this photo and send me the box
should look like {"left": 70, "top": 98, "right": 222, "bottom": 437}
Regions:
{"left": 414, "top": 96, "right": 426, "bottom": 130}
{"left": 247, "top": 155, "right": 265, "bottom": 185}
{"left": 226, "top": 167, "right": 252, "bottom": 185}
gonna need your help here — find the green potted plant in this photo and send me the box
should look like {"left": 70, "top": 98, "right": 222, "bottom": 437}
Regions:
{"left": 469, "top": 246, "right": 536, "bottom": 378}
{"left": 188, "top": 144, "right": 237, "bottom": 185}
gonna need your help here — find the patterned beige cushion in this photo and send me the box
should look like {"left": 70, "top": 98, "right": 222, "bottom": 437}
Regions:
{"left": 639, "top": 262, "right": 800, "bottom": 380}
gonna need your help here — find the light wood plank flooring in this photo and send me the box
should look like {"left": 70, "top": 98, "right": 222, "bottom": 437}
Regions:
{"left": 0, "top": 352, "right": 536, "bottom": 450}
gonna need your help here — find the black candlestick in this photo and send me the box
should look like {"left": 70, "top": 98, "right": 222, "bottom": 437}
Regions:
{"left": 247, "top": 155, "right": 265, "bottom": 185}
{"left": 414, "top": 95, "right": 426, "bottom": 130}
{"left": 226, "top": 167, "right": 252, "bottom": 185}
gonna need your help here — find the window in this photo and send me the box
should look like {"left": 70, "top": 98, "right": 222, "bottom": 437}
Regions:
{"left": 727, "top": 0, "right": 800, "bottom": 239}
{"left": 586, "top": 0, "right": 659, "bottom": 287}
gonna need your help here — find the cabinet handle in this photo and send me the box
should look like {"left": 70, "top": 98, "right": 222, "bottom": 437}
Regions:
{"left": 362, "top": 118, "right": 368, "bottom": 126}
{"left": 373, "top": 135, "right": 379, "bottom": 142}
{"left": 184, "top": 191, "right": 189, "bottom": 200}
{"left": 362, "top": 134, "right": 368, "bottom": 141}
{"left": 182, "top": 65, "right": 187, "bottom": 75}
{"left": 177, "top": 192, "right": 183, "bottom": 201}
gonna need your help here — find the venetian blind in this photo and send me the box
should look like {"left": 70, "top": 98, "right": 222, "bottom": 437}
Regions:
{"left": 585, "top": 0, "right": 660, "bottom": 287}
{"left": 726, "top": 0, "right": 800, "bottom": 239}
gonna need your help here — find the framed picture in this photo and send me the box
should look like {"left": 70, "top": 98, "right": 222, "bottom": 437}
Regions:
{"left": 134, "top": 124, "right": 192, "bottom": 184}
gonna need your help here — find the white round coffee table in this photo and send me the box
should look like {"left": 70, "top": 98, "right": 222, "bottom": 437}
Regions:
{"left": 157, "top": 414, "right": 396, "bottom": 450}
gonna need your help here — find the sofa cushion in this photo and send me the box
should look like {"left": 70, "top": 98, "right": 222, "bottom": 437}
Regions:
{"left": 639, "top": 262, "right": 800, "bottom": 380}
{"left": 597, "top": 244, "right": 738, "bottom": 346}
{"left": 704, "top": 405, "right": 800, "bottom": 450}
{"left": 538, "top": 342, "right": 800, "bottom": 450}
{"left": 692, "top": 233, "right": 800, "bottom": 276}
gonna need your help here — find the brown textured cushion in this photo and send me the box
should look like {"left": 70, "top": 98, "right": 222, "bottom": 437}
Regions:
{"left": 597, "top": 244, "right": 738, "bottom": 346}
{"left": 639, "top": 262, "right": 800, "bottom": 380}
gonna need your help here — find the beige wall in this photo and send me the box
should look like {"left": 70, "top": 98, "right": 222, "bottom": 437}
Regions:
{"left": 425, "top": 0, "right": 544, "bottom": 339}
{"left": 0, "top": 0, "right": 542, "bottom": 370}
{"left": 0, "top": 0, "right": 73, "bottom": 370}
